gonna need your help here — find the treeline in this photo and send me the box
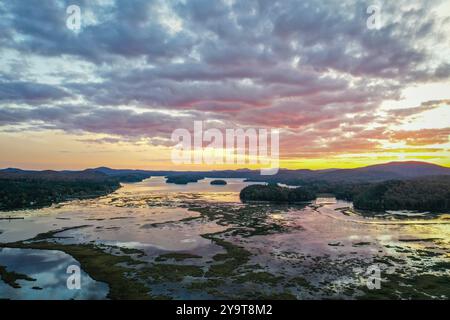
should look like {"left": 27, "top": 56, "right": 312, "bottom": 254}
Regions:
{"left": 352, "top": 177, "right": 450, "bottom": 212}
{"left": 0, "top": 169, "right": 159, "bottom": 211}
{"left": 0, "top": 170, "right": 149, "bottom": 211}
{"left": 238, "top": 177, "right": 450, "bottom": 213}
{"left": 112, "top": 173, "right": 152, "bottom": 182}
{"left": 0, "top": 178, "right": 120, "bottom": 211}
{"left": 240, "top": 184, "right": 316, "bottom": 203}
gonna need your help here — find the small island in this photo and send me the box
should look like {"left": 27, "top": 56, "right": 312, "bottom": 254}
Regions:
{"left": 165, "top": 175, "right": 204, "bottom": 185}
{"left": 210, "top": 180, "right": 227, "bottom": 185}
{"left": 240, "top": 184, "right": 316, "bottom": 203}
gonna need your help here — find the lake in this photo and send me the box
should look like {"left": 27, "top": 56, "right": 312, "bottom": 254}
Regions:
{"left": 1, "top": 177, "right": 449, "bottom": 299}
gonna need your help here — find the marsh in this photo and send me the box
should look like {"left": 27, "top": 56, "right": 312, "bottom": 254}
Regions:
{"left": 0, "top": 177, "right": 449, "bottom": 300}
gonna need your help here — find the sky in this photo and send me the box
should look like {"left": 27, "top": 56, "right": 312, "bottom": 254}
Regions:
{"left": 0, "top": 0, "right": 449, "bottom": 171}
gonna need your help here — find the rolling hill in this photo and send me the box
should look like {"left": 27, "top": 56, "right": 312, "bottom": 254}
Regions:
{"left": 1, "top": 161, "right": 449, "bottom": 184}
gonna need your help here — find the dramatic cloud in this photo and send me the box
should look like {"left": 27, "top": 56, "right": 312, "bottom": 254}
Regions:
{"left": 0, "top": 0, "right": 449, "bottom": 163}
{"left": 0, "top": 80, "right": 71, "bottom": 103}
{"left": 389, "top": 128, "right": 450, "bottom": 146}
{"left": 388, "top": 100, "right": 450, "bottom": 117}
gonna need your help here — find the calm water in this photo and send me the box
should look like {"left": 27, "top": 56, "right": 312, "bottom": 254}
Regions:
{"left": 0, "top": 248, "right": 108, "bottom": 299}
{"left": 0, "top": 177, "right": 449, "bottom": 299}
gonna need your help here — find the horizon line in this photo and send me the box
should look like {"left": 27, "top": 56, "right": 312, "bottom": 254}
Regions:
{"left": 2, "top": 160, "right": 449, "bottom": 172}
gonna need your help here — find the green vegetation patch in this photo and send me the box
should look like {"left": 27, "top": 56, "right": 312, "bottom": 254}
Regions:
{"left": 190, "top": 204, "right": 291, "bottom": 237}
{"left": 203, "top": 234, "right": 252, "bottom": 277}
{"left": 429, "top": 260, "right": 450, "bottom": 271}
{"left": 0, "top": 265, "right": 36, "bottom": 288}
{"left": 288, "top": 276, "right": 316, "bottom": 291}
{"left": 31, "top": 225, "right": 91, "bottom": 241}
{"left": 155, "top": 252, "right": 202, "bottom": 262}
{"left": 233, "top": 271, "right": 283, "bottom": 285}
{"left": 116, "top": 246, "right": 145, "bottom": 257}
{"left": 353, "top": 242, "right": 371, "bottom": 247}
{"left": 139, "top": 264, "right": 204, "bottom": 282}
{"left": 187, "top": 279, "right": 225, "bottom": 291}
{"left": 359, "top": 272, "right": 450, "bottom": 299}
{"left": 257, "top": 292, "right": 298, "bottom": 300}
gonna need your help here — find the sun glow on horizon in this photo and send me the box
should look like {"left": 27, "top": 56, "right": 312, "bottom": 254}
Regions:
{"left": 0, "top": 1, "right": 449, "bottom": 171}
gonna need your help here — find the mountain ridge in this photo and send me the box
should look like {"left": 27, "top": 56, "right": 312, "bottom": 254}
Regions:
{"left": 1, "top": 161, "right": 449, "bottom": 183}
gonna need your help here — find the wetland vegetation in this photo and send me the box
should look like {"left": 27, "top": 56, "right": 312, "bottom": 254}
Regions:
{"left": 0, "top": 165, "right": 449, "bottom": 300}
{"left": 0, "top": 265, "right": 36, "bottom": 289}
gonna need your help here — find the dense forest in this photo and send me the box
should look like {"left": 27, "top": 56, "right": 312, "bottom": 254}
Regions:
{"left": 0, "top": 170, "right": 148, "bottom": 211}
{"left": 240, "top": 184, "right": 316, "bottom": 203}
{"left": 239, "top": 177, "right": 450, "bottom": 213}
{"left": 352, "top": 177, "right": 450, "bottom": 212}
{"left": 0, "top": 178, "right": 120, "bottom": 211}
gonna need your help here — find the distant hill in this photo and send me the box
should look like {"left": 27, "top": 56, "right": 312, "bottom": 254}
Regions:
{"left": 357, "top": 161, "right": 450, "bottom": 178}
{"left": 90, "top": 167, "right": 153, "bottom": 176}
{"left": 1, "top": 161, "right": 449, "bottom": 212}
{"left": 0, "top": 169, "right": 110, "bottom": 181}
{"left": 1, "top": 161, "right": 449, "bottom": 184}
{"left": 314, "top": 161, "right": 450, "bottom": 182}
{"left": 0, "top": 167, "right": 156, "bottom": 183}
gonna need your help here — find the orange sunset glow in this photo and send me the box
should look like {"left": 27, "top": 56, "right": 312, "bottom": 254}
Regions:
{"left": 1, "top": 0, "right": 450, "bottom": 304}
{"left": 0, "top": 0, "right": 449, "bottom": 171}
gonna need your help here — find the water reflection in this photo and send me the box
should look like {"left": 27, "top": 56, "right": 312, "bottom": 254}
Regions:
{"left": 0, "top": 178, "right": 449, "bottom": 299}
{"left": 0, "top": 248, "right": 108, "bottom": 300}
